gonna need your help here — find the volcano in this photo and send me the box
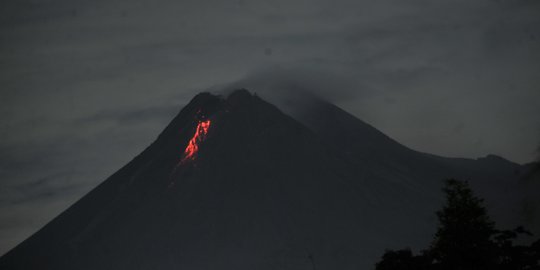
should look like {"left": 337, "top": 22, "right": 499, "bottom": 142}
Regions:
{"left": 0, "top": 89, "right": 532, "bottom": 270}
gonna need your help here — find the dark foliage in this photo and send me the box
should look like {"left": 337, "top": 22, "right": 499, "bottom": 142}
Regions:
{"left": 375, "top": 179, "right": 540, "bottom": 270}
{"left": 431, "top": 179, "right": 498, "bottom": 269}
{"left": 495, "top": 227, "right": 540, "bottom": 270}
{"left": 375, "top": 249, "right": 432, "bottom": 270}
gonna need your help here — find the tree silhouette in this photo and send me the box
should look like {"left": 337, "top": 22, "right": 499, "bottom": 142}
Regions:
{"left": 375, "top": 179, "right": 540, "bottom": 270}
{"left": 375, "top": 249, "right": 431, "bottom": 270}
{"left": 430, "top": 179, "right": 498, "bottom": 269}
{"left": 495, "top": 227, "right": 540, "bottom": 270}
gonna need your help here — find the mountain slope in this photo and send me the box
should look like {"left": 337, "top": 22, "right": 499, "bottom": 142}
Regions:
{"left": 0, "top": 89, "right": 529, "bottom": 270}
{"left": 268, "top": 91, "right": 525, "bottom": 229}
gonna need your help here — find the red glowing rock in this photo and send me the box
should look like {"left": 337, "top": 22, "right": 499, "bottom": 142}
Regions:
{"left": 181, "top": 120, "right": 211, "bottom": 163}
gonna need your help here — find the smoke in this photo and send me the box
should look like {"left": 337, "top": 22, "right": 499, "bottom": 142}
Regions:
{"left": 205, "top": 62, "right": 540, "bottom": 165}
{"left": 214, "top": 65, "right": 370, "bottom": 103}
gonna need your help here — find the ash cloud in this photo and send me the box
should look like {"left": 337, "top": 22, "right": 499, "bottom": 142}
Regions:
{"left": 218, "top": 65, "right": 367, "bottom": 103}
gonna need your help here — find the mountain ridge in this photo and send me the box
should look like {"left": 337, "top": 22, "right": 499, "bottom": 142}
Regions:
{"left": 0, "top": 89, "right": 532, "bottom": 270}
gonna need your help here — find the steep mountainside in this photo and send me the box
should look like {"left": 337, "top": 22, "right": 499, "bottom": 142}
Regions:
{"left": 0, "top": 89, "right": 529, "bottom": 270}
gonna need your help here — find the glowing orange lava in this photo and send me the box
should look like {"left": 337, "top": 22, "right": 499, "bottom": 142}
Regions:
{"left": 181, "top": 120, "right": 211, "bottom": 163}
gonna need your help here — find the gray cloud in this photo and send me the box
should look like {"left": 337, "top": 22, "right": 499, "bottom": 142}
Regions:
{"left": 1, "top": 0, "right": 539, "bottom": 255}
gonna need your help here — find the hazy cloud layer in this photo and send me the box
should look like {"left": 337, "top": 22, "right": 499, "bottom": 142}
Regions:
{"left": 1, "top": 0, "right": 539, "bottom": 254}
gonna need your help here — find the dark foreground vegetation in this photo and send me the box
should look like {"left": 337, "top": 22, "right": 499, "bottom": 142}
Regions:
{"left": 376, "top": 179, "right": 540, "bottom": 270}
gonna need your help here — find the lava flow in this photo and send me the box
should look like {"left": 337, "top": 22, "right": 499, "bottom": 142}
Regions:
{"left": 181, "top": 119, "right": 211, "bottom": 163}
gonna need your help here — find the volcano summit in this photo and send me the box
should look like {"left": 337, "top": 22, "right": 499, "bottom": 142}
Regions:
{"left": 0, "top": 89, "right": 533, "bottom": 270}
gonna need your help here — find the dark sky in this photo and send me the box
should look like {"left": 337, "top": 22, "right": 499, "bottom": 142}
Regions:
{"left": 1, "top": 0, "right": 539, "bottom": 255}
